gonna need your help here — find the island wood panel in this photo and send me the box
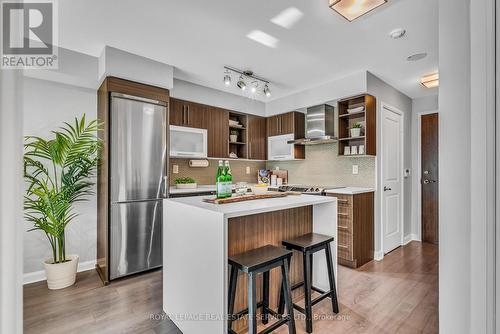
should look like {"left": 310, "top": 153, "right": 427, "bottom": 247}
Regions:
{"left": 228, "top": 206, "right": 313, "bottom": 332}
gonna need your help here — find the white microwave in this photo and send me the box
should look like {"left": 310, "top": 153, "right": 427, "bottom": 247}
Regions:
{"left": 170, "top": 125, "right": 208, "bottom": 158}
{"left": 268, "top": 133, "right": 296, "bottom": 161}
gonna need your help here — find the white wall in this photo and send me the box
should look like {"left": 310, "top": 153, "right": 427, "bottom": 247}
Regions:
{"left": 439, "top": 0, "right": 471, "bottom": 332}
{"left": 410, "top": 95, "right": 438, "bottom": 241}
{"left": 265, "top": 71, "right": 367, "bottom": 116}
{"left": 366, "top": 72, "right": 413, "bottom": 256}
{"left": 171, "top": 78, "right": 266, "bottom": 116}
{"left": 23, "top": 78, "right": 98, "bottom": 276}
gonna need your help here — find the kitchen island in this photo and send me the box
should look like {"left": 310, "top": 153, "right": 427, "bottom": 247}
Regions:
{"left": 163, "top": 194, "right": 337, "bottom": 334}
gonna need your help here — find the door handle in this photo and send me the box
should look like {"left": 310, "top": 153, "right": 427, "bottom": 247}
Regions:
{"left": 384, "top": 186, "right": 392, "bottom": 191}
{"left": 163, "top": 176, "right": 168, "bottom": 198}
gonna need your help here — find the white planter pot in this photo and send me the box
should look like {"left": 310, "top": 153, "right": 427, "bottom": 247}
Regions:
{"left": 350, "top": 128, "right": 361, "bottom": 138}
{"left": 44, "top": 254, "right": 79, "bottom": 290}
{"left": 176, "top": 183, "right": 197, "bottom": 189}
{"left": 229, "top": 135, "right": 238, "bottom": 143}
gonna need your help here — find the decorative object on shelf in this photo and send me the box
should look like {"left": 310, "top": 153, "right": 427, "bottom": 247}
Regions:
{"left": 228, "top": 119, "right": 240, "bottom": 127}
{"left": 347, "top": 106, "right": 365, "bottom": 114}
{"left": 351, "top": 146, "right": 358, "bottom": 155}
{"left": 175, "top": 177, "right": 197, "bottom": 189}
{"left": 24, "top": 115, "right": 102, "bottom": 290}
{"left": 359, "top": 145, "right": 365, "bottom": 155}
{"left": 223, "top": 66, "right": 271, "bottom": 98}
{"left": 344, "top": 146, "right": 351, "bottom": 155}
{"left": 350, "top": 122, "right": 362, "bottom": 137}
{"left": 229, "top": 152, "right": 238, "bottom": 159}
{"left": 229, "top": 129, "right": 239, "bottom": 143}
{"left": 329, "top": 0, "right": 387, "bottom": 22}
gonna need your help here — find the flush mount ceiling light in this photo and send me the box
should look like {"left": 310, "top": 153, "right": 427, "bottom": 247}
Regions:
{"left": 271, "top": 7, "right": 304, "bottom": 29}
{"left": 407, "top": 52, "right": 428, "bottom": 62}
{"left": 329, "top": 0, "right": 387, "bottom": 22}
{"left": 223, "top": 66, "right": 272, "bottom": 98}
{"left": 389, "top": 28, "right": 406, "bottom": 39}
{"left": 420, "top": 72, "right": 439, "bottom": 88}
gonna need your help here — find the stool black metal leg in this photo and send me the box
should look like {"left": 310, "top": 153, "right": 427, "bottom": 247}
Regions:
{"left": 262, "top": 271, "right": 270, "bottom": 325}
{"left": 281, "top": 258, "right": 297, "bottom": 334}
{"left": 303, "top": 251, "right": 313, "bottom": 333}
{"left": 309, "top": 252, "right": 313, "bottom": 284}
{"left": 248, "top": 272, "right": 257, "bottom": 334}
{"left": 277, "top": 279, "right": 285, "bottom": 316}
{"left": 325, "top": 243, "right": 339, "bottom": 313}
{"left": 228, "top": 265, "right": 238, "bottom": 331}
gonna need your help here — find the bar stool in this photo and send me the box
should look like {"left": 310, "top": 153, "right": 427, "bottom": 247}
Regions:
{"left": 279, "top": 233, "right": 339, "bottom": 333}
{"left": 228, "top": 245, "right": 296, "bottom": 334}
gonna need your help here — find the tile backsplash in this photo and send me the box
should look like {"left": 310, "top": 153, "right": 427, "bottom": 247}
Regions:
{"left": 170, "top": 143, "right": 375, "bottom": 187}
{"left": 266, "top": 143, "right": 375, "bottom": 187}
{"left": 169, "top": 158, "right": 265, "bottom": 185}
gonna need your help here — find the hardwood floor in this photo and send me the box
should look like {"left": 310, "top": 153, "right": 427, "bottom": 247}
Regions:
{"left": 24, "top": 241, "right": 438, "bottom": 334}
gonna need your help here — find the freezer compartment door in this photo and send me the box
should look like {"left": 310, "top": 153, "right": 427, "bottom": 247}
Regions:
{"left": 110, "top": 200, "right": 163, "bottom": 280}
{"left": 110, "top": 96, "right": 167, "bottom": 202}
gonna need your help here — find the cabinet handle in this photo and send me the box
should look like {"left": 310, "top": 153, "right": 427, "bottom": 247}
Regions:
{"left": 249, "top": 142, "right": 252, "bottom": 158}
{"left": 187, "top": 105, "right": 190, "bottom": 124}
{"left": 182, "top": 106, "right": 187, "bottom": 125}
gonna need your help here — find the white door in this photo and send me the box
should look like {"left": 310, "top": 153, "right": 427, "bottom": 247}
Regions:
{"left": 382, "top": 105, "right": 403, "bottom": 253}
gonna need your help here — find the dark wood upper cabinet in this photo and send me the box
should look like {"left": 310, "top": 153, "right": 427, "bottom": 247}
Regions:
{"left": 207, "top": 106, "right": 229, "bottom": 158}
{"left": 169, "top": 98, "right": 206, "bottom": 128}
{"left": 247, "top": 115, "right": 267, "bottom": 160}
{"left": 266, "top": 112, "right": 304, "bottom": 137}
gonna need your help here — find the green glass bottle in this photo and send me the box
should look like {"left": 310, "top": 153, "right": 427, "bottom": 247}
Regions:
{"left": 216, "top": 160, "right": 225, "bottom": 199}
{"left": 224, "top": 160, "right": 233, "bottom": 198}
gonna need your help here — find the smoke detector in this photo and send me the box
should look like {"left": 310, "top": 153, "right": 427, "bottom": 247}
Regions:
{"left": 389, "top": 28, "right": 406, "bottom": 39}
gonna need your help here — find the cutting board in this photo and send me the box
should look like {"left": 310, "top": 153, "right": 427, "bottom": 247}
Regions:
{"left": 203, "top": 191, "right": 289, "bottom": 204}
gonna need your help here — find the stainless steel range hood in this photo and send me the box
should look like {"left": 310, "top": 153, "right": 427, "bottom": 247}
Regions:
{"left": 288, "top": 104, "right": 337, "bottom": 145}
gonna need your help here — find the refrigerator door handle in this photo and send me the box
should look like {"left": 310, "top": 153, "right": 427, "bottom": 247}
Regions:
{"left": 163, "top": 176, "right": 168, "bottom": 198}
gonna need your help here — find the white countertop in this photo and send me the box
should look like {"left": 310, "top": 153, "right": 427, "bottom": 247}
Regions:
{"left": 324, "top": 187, "right": 375, "bottom": 195}
{"left": 164, "top": 194, "right": 336, "bottom": 218}
{"left": 169, "top": 185, "right": 216, "bottom": 194}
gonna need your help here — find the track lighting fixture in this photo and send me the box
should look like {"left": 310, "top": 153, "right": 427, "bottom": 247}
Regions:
{"left": 222, "top": 66, "right": 272, "bottom": 98}
{"left": 263, "top": 85, "right": 271, "bottom": 97}
{"left": 237, "top": 76, "right": 246, "bottom": 90}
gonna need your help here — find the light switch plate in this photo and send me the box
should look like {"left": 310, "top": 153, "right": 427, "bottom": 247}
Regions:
{"left": 246, "top": 166, "right": 251, "bottom": 174}
{"left": 352, "top": 165, "right": 359, "bottom": 175}
{"left": 173, "top": 165, "right": 179, "bottom": 174}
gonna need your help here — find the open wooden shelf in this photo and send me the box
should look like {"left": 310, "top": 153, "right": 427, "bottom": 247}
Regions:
{"left": 337, "top": 94, "right": 376, "bottom": 156}
{"left": 228, "top": 112, "right": 248, "bottom": 159}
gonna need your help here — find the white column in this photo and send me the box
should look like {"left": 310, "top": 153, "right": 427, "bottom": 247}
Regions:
{"left": 0, "top": 70, "right": 24, "bottom": 334}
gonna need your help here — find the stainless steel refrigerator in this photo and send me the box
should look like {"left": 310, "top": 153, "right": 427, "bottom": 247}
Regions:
{"left": 109, "top": 92, "right": 168, "bottom": 280}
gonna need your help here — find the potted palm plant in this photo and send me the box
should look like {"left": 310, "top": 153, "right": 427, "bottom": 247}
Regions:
{"left": 24, "top": 115, "right": 101, "bottom": 290}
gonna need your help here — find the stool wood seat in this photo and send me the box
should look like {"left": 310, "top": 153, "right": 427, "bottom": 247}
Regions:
{"left": 279, "top": 233, "right": 339, "bottom": 333}
{"left": 228, "top": 245, "right": 296, "bottom": 334}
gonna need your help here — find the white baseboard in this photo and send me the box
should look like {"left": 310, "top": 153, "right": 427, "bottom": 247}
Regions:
{"left": 374, "top": 250, "right": 384, "bottom": 261}
{"left": 23, "top": 260, "right": 96, "bottom": 285}
{"left": 403, "top": 234, "right": 420, "bottom": 245}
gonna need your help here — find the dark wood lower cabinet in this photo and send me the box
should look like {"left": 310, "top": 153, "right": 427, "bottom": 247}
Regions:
{"left": 327, "top": 192, "right": 374, "bottom": 268}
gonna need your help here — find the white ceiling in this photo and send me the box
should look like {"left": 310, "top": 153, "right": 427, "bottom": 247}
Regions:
{"left": 58, "top": 0, "right": 438, "bottom": 101}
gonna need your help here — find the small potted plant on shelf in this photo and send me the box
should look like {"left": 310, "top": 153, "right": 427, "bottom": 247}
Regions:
{"left": 229, "top": 130, "right": 239, "bottom": 143}
{"left": 24, "top": 115, "right": 101, "bottom": 290}
{"left": 175, "top": 177, "right": 197, "bottom": 189}
{"left": 350, "top": 122, "right": 362, "bottom": 138}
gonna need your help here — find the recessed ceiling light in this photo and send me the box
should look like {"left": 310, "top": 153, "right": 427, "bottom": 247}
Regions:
{"left": 389, "top": 28, "right": 406, "bottom": 39}
{"left": 246, "top": 30, "right": 279, "bottom": 48}
{"left": 329, "top": 0, "right": 387, "bottom": 22}
{"left": 421, "top": 72, "right": 439, "bottom": 88}
{"left": 271, "top": 7, "right": 304, "bottom": 29}
{"left": 407, "top": 53, "right": 428, "bottom": 62}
